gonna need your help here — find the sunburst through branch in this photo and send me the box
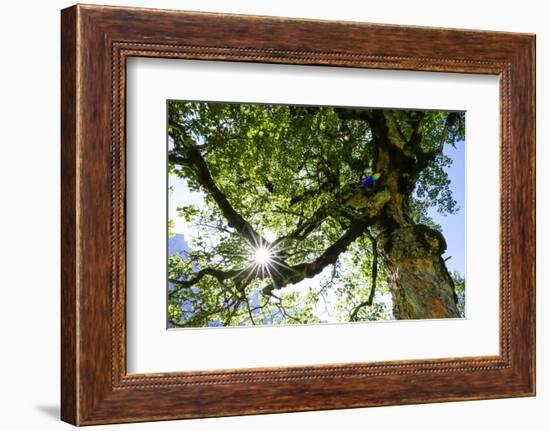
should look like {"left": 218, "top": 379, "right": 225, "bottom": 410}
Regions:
{"left": 253, "top": 247, "right": 272, "bottom": 265}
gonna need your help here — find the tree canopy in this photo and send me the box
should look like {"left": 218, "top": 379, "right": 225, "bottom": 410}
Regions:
{"left": 167, "top": 101, "right": 465, "bottom": 327}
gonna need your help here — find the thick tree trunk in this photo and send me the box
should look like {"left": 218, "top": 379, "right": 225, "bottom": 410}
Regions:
{"left": 379, "top": 224, "right": 459, "bottom": 319}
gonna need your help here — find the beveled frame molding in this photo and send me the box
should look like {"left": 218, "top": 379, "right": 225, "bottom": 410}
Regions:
{"left": 61, "top": 4, "right": 535, "bottom": 425}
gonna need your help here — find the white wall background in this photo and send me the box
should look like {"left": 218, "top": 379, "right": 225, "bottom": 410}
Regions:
{"left": 0, "top": 0, "right": 546, "bottom": 429}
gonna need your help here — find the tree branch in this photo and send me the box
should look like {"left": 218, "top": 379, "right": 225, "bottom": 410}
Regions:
{"left": 262, "top": 190, "right": 390, "bottom": 295}
{"left": 273, "top": 206, "right": 329, "bottom": 246}
{"left": 334, "top": 108, "right": 374, "bottom": 123}
{"left": 169, "top": 267, "right": 242, "bottom": 297}
{"left": 349, "top": 231, "right": 379, "bottom": 322}
{"left": 367, "top": 231, "right": 379, "bottom": 306}
{"left": 169, "top": 137, "right": 267, "bottom": 247}
{"left": 413, "top": 112, "right": 461, "bottom": 171}
{"left": 382, "top": 111, "right": 407, "bottom": 150}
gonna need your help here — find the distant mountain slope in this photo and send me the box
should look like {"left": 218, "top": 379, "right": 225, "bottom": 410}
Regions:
{"left": 168, "top": 233, "right": 188, "bottom": 259}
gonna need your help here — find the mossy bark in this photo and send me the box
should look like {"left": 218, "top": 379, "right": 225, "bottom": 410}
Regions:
{"left": 363, "top": 111, "right": 460, "bottom": 320}
{"left": 380, "top": 224, "right": 459, "bottom": 319}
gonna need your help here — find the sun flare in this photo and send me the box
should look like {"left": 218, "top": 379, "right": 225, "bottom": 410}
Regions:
{"left": 254, "top": 247, "right": 272, "bottom": 265}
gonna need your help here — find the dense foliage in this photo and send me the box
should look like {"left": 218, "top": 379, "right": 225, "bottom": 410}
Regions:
{"left": 167, "top": 102, "right": 464, "bottom": 327}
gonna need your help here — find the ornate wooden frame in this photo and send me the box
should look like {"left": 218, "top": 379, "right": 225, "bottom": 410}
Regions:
{"left": 61, "top": 4, "right": 536, "bottom": 425}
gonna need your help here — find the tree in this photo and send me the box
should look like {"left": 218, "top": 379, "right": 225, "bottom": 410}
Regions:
{"left": 167, "top": 101, "right": 464, "bottom": 327}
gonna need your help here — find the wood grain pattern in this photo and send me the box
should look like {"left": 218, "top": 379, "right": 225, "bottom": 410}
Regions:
{"left": 60, "top": 5, "right": 78, "bottom": 425}
{"left": 61, "top": 4, "right": 536, "bottom": 425}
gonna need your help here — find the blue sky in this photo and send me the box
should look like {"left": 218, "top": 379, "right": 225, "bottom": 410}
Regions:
{"left": 428, "top": 140, "right": 465, "bottom": 276}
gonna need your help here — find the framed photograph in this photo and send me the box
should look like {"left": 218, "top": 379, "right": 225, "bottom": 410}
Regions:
{"left": 61, "top": 4, "right": 535, "bottom": 425}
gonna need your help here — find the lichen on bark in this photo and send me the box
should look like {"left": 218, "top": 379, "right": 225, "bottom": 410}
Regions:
{"left": 379, "top": 224, "right": 459, "bottom": 319}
